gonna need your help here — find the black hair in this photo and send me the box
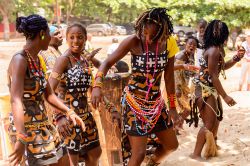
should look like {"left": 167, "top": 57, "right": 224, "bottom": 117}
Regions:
{"left": 197, "top": 19, "right": 207, "bottom": 28}
{"left": 134, "top": 7, "right": 173, "bottom": 42}
{"left": 115, "top": 60, "right": 129, "bottom": 73}
{"left": 16, "top": 14, "right": 48, "bottom": 40}
{"left": 203, "top": 20, "right": 229, "bottom": 49}
{"left": 66, "top": 22, "right": 87, "bottom": 37}
{"left": 185, "top": 36, "right": 200, "bottom": 49}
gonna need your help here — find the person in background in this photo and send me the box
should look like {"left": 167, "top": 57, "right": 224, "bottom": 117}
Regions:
{"left": 107, "top": 38, "right": 119, "bottom": 57}
{"left": 174, "top": 36, "right": 200, "bottom": 120}
{"left": 239, "top": 32, "right": 250, "bottom": 91}
{"left": 85, "top": 33, "right": 94, "bottom": 52}
{"left": 39, "top": 25, "right": 63, "bottom": 75}
{"left": 195, "top": 19, "right": 207, "bottom": 67}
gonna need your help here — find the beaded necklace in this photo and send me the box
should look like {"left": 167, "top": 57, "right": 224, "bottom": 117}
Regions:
{"left": 24, "top": 50, "right": 44, "bottom": 78}
{"left": 145, "top": 40, "right": 159, "bottom": 100}
{"left": 70, "top": 53, "right": 91, "bottom": 74}
{"left": 125, "top": 87, "right": 164, "bottom": 135}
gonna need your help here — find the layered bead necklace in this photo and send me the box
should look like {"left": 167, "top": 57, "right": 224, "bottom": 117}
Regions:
{"left": 24, "top": 49, "right": 44, "bottom": 78}
{"left": 70, "top": 52, "right": 92, "bottom": 75}
{"left": 125, "top": 40, "right": 165, "bottom": 135}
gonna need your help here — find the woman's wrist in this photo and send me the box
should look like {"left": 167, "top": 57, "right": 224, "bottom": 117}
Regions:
{"left": 232, "top": 54, "right": 242, "bottom": 62}
{"left": 16, "top": 132, "right": 29, "bottom": 145}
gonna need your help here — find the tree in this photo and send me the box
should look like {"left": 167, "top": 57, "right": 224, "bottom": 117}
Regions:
{"left": 0, "top": 0, "right": 15, "bottom": 41}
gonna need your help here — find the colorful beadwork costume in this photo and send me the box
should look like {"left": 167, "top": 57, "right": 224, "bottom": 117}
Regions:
{"left": 56, "top": 55, "right": 100, "bottom": 155}
{"left": 121, "top": 36, "right": 179, "bottom": 165}
{"left": 8, "top": 52, "right": 64, "bottom": 165}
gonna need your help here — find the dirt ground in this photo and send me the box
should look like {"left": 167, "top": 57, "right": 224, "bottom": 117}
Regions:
{"left": 0, "top": 36, "right": 250, "bottom": 166}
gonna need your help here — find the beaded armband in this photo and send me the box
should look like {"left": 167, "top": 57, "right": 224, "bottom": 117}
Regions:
{"left": 17, "top": 132, "right": 29, "bottom": 145}
{"left": 167, "top": 94, "right": 176, "bottom": 108}
{"left": 233, "top": 55, "right": 241, "bottom": 62}
{"left": 95, "top": 71, "right": 104, "bottom": 81}
{"left": 50, "top": 71, "right": 62, "bottom": 81}
{"left": 66, "top": 109, "right": 75, "bottom": 117}
{"left": 93, "top": 81, "right": 103, "bottom": 89}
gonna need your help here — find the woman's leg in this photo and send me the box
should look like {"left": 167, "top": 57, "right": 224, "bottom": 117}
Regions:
{"left": 246, "top": 62, "right": 250, "bottom": 91}
{"left": 127, "top": 135, "right": 148, "bottom": 166}
{"left": 50, "top": 154, "right": 70, "bottom": 166}
{"left": 150, "top": 127, "right": 178, "bottom": 164}
{"left": 191, "top": 96, "right": 218, "bottom": 159}
{"left": 67, "top": 152, "right": 79, "bottom": 166}
{"left": 84, "top": 146, "right": 102, "bottom": 166}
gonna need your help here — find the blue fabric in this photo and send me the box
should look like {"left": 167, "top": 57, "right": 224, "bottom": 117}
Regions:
{"left": 49, "top": 25, "right": 58, "bottom": 35}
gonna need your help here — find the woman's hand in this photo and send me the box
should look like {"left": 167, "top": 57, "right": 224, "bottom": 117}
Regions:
{"left": 168, "top": 108, "right": 184, "bottom": 130}
{"left": 236, "top": 45, "right": 246, "bottom": 59}
{"left": 86, "top": 48, "right": 102, "bottom": 60}
{"left": 223, "top": 95, "right": 236, "bottom": 106}
{"left": 68, "top": 113, "right": 86, "bottom": 131}
{"left": 56, "top": 116, "right": 72, "bottom": 138}
{"left": 9, "top": 141, "right": 25, "bottom": 166}
{"left": 91, "top": 87, "right": 103, "bottom": 109}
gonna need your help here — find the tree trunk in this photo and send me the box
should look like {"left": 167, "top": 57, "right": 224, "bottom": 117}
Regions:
{"left": 0, "top": 9, "right": 10, "bottom": 41}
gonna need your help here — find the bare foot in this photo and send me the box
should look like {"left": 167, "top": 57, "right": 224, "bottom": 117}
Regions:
{"left": 189, "top": 153, "right": 205, "bottom": 162}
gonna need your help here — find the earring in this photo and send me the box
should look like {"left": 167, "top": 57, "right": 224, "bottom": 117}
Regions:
{"left": 41, "top": 35, "right": 45, "bottom": 40}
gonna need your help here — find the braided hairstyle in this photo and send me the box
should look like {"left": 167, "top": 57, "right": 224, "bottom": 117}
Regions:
{"left": 203, "top": 20, "right": 229, "bottom": 49}
{"left": 134, "top": 7, "right": 174, "bottom": 42}
{"left": 16, "top": 14, "right": 48, "bottom": 40}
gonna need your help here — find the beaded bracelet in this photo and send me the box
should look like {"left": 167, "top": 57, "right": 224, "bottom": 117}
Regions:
{"left": 66, "top": 109, "right": 75, "bottom": 117}
{"left": 168, "top": 94, "right": 176, "bottom": 108}
{"left": 55, "top": 114, "right": 66, "bottom": 124}
{"left": 17, "top": 132, "right": 29, "bottom": 145}
{"left": 95, "top": 71, "right": 104, "bottom": 81}
{"left": 233, "top": 55, "right": 241, "bottom": 62}
{"left": 93, "top": 81, "right": 103, "bottom": 89}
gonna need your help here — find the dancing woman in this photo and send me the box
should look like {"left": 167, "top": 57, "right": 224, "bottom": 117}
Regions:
{"left": 7, "top": 15, "right": 84, "bottom": 166}
{"left": 91, "top": 8, "right": 183, "bottom": 166}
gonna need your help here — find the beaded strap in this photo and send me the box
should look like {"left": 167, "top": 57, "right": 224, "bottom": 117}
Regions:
{"left": 93, "top": 81, "right": 103, "bottom": 89}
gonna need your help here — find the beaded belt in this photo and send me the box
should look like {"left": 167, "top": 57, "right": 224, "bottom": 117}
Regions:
{"left": 24, "top": 120, "right": 50, "bottom": 129}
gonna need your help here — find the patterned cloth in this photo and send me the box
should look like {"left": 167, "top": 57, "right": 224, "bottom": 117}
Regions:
{"left": 174, "top": 51, "right": 196, "bottom": 113}
{"left": 39, "top": 46, "right": 62, "bottom": 73}
{"left": 56, "top": 56, "right": 100, "bottom": 154}
{"left": 121, "top": 36, "right": 179, "bottom": 165}
{"left": 8, "top": 53, "right": 64, "bottom": 166}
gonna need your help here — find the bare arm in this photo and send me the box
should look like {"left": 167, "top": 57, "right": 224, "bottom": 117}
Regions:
{"left": 46, "top": 56, "right": 70, "bottom": 114}
{"left": 91, "top": 35, "right": 136, "bottom": 108}
{"left": 9, "top": 55, "right": 27, "bottom": 134}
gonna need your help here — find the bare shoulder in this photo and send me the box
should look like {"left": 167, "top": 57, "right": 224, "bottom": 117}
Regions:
{"left": 175, "top": 50, "right": 185, "bottom": 60}
{"left": 205, "top": 46, "right": 220, "bottom": 57}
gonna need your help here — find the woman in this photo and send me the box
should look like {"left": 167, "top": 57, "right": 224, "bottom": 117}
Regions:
{"left": 91, "top": 8, "right": 183, "bottom": 166}
{"left": 49, "top": 23, "right": 102, "bottom": 166}
{"left": 174, "top": 36, "right": 200, "bottom": 120}
{"left": 7, "top": 14, "right": 85, "bottom": 166}
{"left": 190, "top": 20, "right": 245, "bottom": 160}
{"left": 238, "top": 32, "right": 250, "bottom": 91}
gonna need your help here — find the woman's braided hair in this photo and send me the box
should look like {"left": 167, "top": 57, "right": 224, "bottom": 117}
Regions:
{"left": 16, "top": 14, "right": 48, "bottom": 40}
{"left": 134, "top": 7, "right": 174, "bottom": 42}
{"left": 203, "top": 20, "right": 229, "bottom": 49}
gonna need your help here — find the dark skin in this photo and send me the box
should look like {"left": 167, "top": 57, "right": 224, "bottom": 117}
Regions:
{"left": 8, "top": 28, "right": 85, "bottom": 166}
{"left": 49, "top": 26, "right": 102, "bottom": 166}
{"left": 91, "top": 23, "right": 182, "bottom": 166}
{"left": 50, "top": 28, "right": 63, "bottom": 50}
{"left": 190, "top": 44, "right": 245, "bottom": 160}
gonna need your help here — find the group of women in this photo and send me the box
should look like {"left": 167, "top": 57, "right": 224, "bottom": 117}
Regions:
{"left": 7, "top": 7, "right": 246, "bottom": 166}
